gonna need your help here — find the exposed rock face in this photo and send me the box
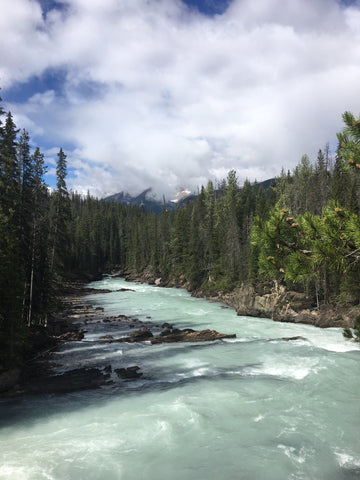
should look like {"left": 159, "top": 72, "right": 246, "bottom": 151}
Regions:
{"left": 117, "top": 269, "right": 359, "bottom": 328}
{"left": 196, "top": 283, "right": 358, "bottom": 329}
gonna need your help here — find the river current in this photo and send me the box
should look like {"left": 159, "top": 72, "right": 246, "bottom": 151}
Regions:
{"left": 0, "top": 277, "right": 359, "bottom": 480}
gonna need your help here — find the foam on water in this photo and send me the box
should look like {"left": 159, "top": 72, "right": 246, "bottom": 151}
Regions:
{"left": 335, "top": 450, "right": 360, "bottom": 468}
{"left": 277, "top": 444, "right": 308, "bottom": 464}
{"left": 0, "top": 466, "right": 29, "bottom": 480}
{"left": 244, "top": 355, "right": 325, "bottom": 380}
{"left": 0, "top": 277, "right": 359, "bottom": 480}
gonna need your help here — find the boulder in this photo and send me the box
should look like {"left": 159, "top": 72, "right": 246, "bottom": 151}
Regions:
{"left": 114, "top": 326, "right": 235, "bottom": 344}
{"left": 160, "top": 328, "right": 172, "bottom": 336}
{"left": 25, "top": 367, "right": 112, "bottom": 394}
{"left": 151, "top": 328, "right": 236, "bottom": 344}
{"left": 280, "top": 336, "right": 307, "bottom": 341}
{"left": 0, "top": 368, "right": 21, "bottom": 393}
{"left": 161, "top": 322, "right": 173, "bottom": 329}
{"left": 115, "top": 366, "right": 143, "bottom": 379}
{"left": 130, "top": 328, "right": 154, "bottom": 341}
{"left": 59, "top": 330, "right": 85, "bottom": 341}
{"left": 193, "top": 282, "right": 359, "bottom": 328}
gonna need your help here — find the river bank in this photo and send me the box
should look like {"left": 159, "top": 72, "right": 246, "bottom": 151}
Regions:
{"left": 0, "top": 282, "right": 237, "bottom": 397}
{"left": 1, "top": 276, "right": 358, "bottom": 480}
{"left": 1, "top": 271, "right": 358, "bottom": 396}
{"left": 0, "top": 283, "right": 105, "bottom": 396}
{"left": 118, "top": 269, "right": 359, "bottom": 329}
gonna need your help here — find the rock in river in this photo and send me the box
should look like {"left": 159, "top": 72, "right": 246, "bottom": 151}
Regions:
{"left": 115, "top": 366, "right": 143, "bottom": 380}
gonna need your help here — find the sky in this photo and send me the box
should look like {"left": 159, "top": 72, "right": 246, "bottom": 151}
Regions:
{"left": 1, "top": 0, "right": 360, "bottom": 199}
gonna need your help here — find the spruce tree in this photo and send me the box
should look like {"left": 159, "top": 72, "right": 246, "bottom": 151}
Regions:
{"left": 17, "top": 129, "right": 35, "bottom": 322}
{"left": 28, "top": 147, "right": 50, "bottom": 325}
{"left": 49, "top": 148, "right": 70, "bottom": 293}
{"left": 0, "top": 112, "right": 24, "bottom": 366}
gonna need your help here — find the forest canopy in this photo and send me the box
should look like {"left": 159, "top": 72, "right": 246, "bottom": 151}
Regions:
{"left": 0, "top": 92, "right": 359, "bottom": 367}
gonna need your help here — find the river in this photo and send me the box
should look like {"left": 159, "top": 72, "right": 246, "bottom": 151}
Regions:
{"left": 0, "top": 277, "right": 359, "bottom": 479}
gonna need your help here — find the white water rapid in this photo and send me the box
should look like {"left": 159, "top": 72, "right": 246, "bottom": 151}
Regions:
{"left": 0, "top": 277, "right": 359, "bottom": 480}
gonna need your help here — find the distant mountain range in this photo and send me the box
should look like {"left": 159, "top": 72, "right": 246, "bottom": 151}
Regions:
{"left": 104, "top": 187, "right": 194, "bottom": 214}
{"left": 104, "top": 179, "right": 275, "bottom": 214}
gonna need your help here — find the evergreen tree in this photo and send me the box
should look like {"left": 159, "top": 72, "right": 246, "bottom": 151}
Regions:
{"left": 337, "top": 111, "right": 360, "bottom": 213}
{"left": 28, "top": 147, "right": 50, "bottom": 325}
{"left": 0, "top": 112, "right": 24, "bottom": 366}
{"left": 49, "top": 148, "right": 70, "bottom": 291}
{"left": 17, "top": 129, "right": 35, "bottom": 322}
{"left": 187, "top": 189, "right": 207, "bottom": 288}
{"left": 218, "top": 170, "right": 241, "bottom": 286}
{"left": 204, "top": 180, "right": 218, "bottom": 283}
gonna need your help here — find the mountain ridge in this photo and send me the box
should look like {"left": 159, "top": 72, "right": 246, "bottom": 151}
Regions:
{"left": 104, "top": 187, "right": 194, "bottom": 214}
{"left": 104, "top": 178, "right": 275, "bottom": 214}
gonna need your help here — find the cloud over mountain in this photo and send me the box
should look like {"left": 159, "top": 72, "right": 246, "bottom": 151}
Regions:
{"left": 2, "top": 0, "right": 360, "bottom": 198}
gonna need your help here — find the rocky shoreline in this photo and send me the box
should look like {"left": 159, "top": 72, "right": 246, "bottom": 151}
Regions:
{"left": 195, "top": 284, "right": 359, "bottom": 329}
{"left": 0, "top": 283, "right": 236, "bottom": 397}
{"left": 2, "top": 273, "right": 358, "bottom": 397}
{"left": 119, "top": 269, "right": 359, "bottom": 329}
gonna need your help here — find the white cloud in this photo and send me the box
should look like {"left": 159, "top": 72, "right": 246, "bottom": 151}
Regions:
{"left": 2, "top": 0, "right": 360, "bottom": 197}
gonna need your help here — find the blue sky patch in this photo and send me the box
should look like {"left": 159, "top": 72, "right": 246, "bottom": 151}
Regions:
{"left": 3, "top": 69, "right": 67, "bottom": 104}
{"left": 38, "top": 0, "right": 67, "bottom": 18}
{"left": 182, "top": 0, "right": 232, "bottom": 16}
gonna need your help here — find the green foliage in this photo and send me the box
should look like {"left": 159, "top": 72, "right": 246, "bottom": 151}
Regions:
{"left": 0, "top": 97, "right": 72, "bottom": 366}
{"left": 337, "top": 112, "right": 360, "bottom": 170}
{"left": 343, "top": 328, "right": 353, "bottom": 339}
{"left": 252, "top": 205, "right": 301, "bottom": 281}
{"left": 343, "top": 315, "right": 360, "bottom": 341}
{"left": 253, "top": 200, "right": 360, "bottom": 304}
{"left": 336, "top": 111, "right": 360, "bottom": 213}
{"left": 2, "top": 97, "right": 360, "bottom": 366}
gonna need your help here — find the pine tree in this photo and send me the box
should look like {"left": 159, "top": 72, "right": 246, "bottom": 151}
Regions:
{"left": 0, "top": 112, "right": 24, "bottom": 365}
{"left": 28, "top": 147, "right": 50, "bottom": 325}
{"left": 49, "top": 148, "right": 70, "bottom": 292}
{"left": 337, "top": 111, "right": 360, "bottom": 213}
{"left": 220, "top": 170, "right": 241, "bottom": 285}
{"left": 17, "top": 129, "right": 35, "bottom": 323}
{"left": 186, "top": 189, "right": 207, "bottom": 289}
{"left": 204, "top": 180, "right": 218, "bottom": 283}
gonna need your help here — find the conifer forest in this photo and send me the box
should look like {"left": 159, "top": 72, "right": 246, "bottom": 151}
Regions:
{"left": 0, "top": 93, "right": 359, "bottom": 368}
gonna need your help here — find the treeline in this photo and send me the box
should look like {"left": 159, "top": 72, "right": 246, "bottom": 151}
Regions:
{"left": 252, "top": 114, "right": 360, "bottom": 306}
{"left": 1, "top": 91, "right": 359, "bottom": 367}
{"left": 0, "top": 97, "right": 70, "bottom": 367}
{"left": 67, "top": 113, "right": 359, "bottom": 306}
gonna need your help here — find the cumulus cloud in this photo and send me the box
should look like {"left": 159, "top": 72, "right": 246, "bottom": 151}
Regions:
{"left": 2, "top": 0, "right": 360, "bottom": 198}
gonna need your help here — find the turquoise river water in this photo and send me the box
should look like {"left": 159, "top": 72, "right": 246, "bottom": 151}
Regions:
{"left": 0, "top": 276, "right": 359, "bottom": 480}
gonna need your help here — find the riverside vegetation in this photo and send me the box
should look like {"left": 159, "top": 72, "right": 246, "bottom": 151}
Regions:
{"left": 0, "top": 90, "right": 360, "bottom": 372}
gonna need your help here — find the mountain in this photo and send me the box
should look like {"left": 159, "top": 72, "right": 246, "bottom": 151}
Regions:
{"left": 104, "top": 179, "right": 275, "bottom": 214}
{"left": 104, "top": 188, "right": 194, "bottom": 214}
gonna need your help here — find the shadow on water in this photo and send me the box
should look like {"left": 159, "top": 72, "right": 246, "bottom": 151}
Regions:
{"left": 0, "top": 333, "right": 325, "bottom": 430}
{"left": 0, "top": 356, "right": 281, "bottom": 430}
